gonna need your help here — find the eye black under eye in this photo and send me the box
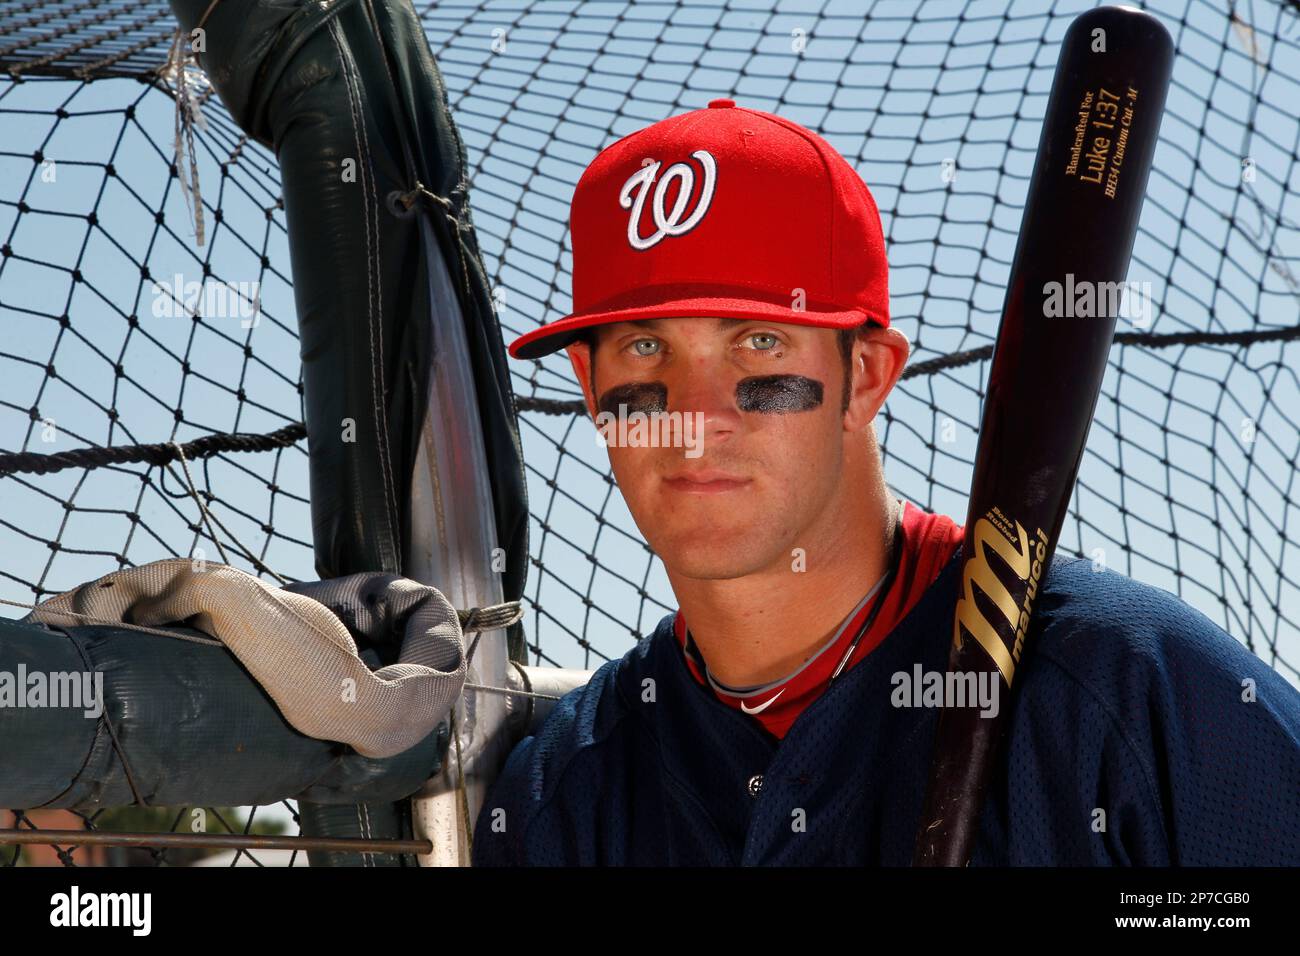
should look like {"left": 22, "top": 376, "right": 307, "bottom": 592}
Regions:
{"left": 736, "top": 375, "right": 823, "bottom": 412}
{"left": 598, "top": 381, "right": 668, "bottom": 415}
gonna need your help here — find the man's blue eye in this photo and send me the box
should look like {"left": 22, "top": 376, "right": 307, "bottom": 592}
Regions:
{"left": 632, "top": 339, "right": 660, "bottom": 356}
{"left": 749, "top": 333, "right": 778, "bottom": 350}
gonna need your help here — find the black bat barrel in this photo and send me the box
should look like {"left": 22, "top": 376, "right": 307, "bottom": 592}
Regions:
{"left": 913, "top": 5, "right": 1174, "bottom": 866}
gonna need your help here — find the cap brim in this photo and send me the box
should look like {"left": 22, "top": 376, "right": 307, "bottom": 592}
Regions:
{"left": 509, "top": 295, "right": 881, "bottom": 360}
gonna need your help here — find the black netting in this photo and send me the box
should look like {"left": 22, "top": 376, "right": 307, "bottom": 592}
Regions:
{"left": 2, "top": 804, "right": 300, "bottom": 867}
{"left": 0, "top": 0, "right": 1297, "bottom": 865}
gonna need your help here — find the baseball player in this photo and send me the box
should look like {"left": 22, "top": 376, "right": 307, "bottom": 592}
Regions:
{"left": 474, "top": 99, "right": 1300, "bottom": 865}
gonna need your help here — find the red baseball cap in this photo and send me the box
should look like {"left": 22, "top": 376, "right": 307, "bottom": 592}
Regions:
{"left": 507, "top": 98, "right": 890, "bottom": 360}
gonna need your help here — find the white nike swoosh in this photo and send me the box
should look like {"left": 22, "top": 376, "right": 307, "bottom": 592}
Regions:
{"left": 740, "top": 689, "right": 784, "bottom": 715}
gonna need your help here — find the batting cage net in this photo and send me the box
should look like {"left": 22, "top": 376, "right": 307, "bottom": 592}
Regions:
{"left": 0, "top": 0, "right": 1297, "bottom": 865}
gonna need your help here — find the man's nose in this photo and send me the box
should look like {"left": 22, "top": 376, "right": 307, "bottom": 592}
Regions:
{"left": 667, "top": 362, "right": 741, "bottom": 446}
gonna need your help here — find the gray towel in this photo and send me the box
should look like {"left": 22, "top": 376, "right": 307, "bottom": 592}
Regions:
{"left": 25, "top": 559, "right": 467, "bottom": 759}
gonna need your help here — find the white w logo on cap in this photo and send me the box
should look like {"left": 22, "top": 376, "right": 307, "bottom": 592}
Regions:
{"left": 619, "top": 149, "right": 718, "bottom": 251}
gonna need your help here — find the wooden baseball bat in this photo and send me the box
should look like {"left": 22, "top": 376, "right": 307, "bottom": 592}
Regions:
{"left": 913, "top": 4, "right": 1174, "bottom": 867}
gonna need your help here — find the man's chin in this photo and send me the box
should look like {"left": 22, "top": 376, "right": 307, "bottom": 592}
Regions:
{"left": 670, "top": 563, "right": 765, "bottom": 582}
{"left": 655, "top": 534, "right": 778, "bottom": 581}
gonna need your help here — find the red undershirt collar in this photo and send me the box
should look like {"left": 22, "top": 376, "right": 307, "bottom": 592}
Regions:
{"left": 672, "top": 499, "right": 963, "bottom": 740}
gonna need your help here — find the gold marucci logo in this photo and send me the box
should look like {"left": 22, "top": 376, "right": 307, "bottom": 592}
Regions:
{"left": 952, "top": 510, "right": 1048, "bottom": 686}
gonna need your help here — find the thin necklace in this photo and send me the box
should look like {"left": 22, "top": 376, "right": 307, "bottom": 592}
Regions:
{"left": 689, "top": 502, "right": 905, "bottom": 693}
{"left": 827, "top": 504, "right": 904, "bottom": 685}
{"left": 702, "top": 570, "right": 890, "bottom": 698}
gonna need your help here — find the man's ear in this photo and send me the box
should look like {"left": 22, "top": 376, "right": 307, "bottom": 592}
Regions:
{"left": 565, "top": 339, "right": 599, "bottom": 421}
{"left": 844, "top": 326, "right": 910, "bottom": 433}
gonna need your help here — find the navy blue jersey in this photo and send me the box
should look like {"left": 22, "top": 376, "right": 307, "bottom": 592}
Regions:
{"left": 473, "top": 550, "right": 1300, "bottom": 865}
